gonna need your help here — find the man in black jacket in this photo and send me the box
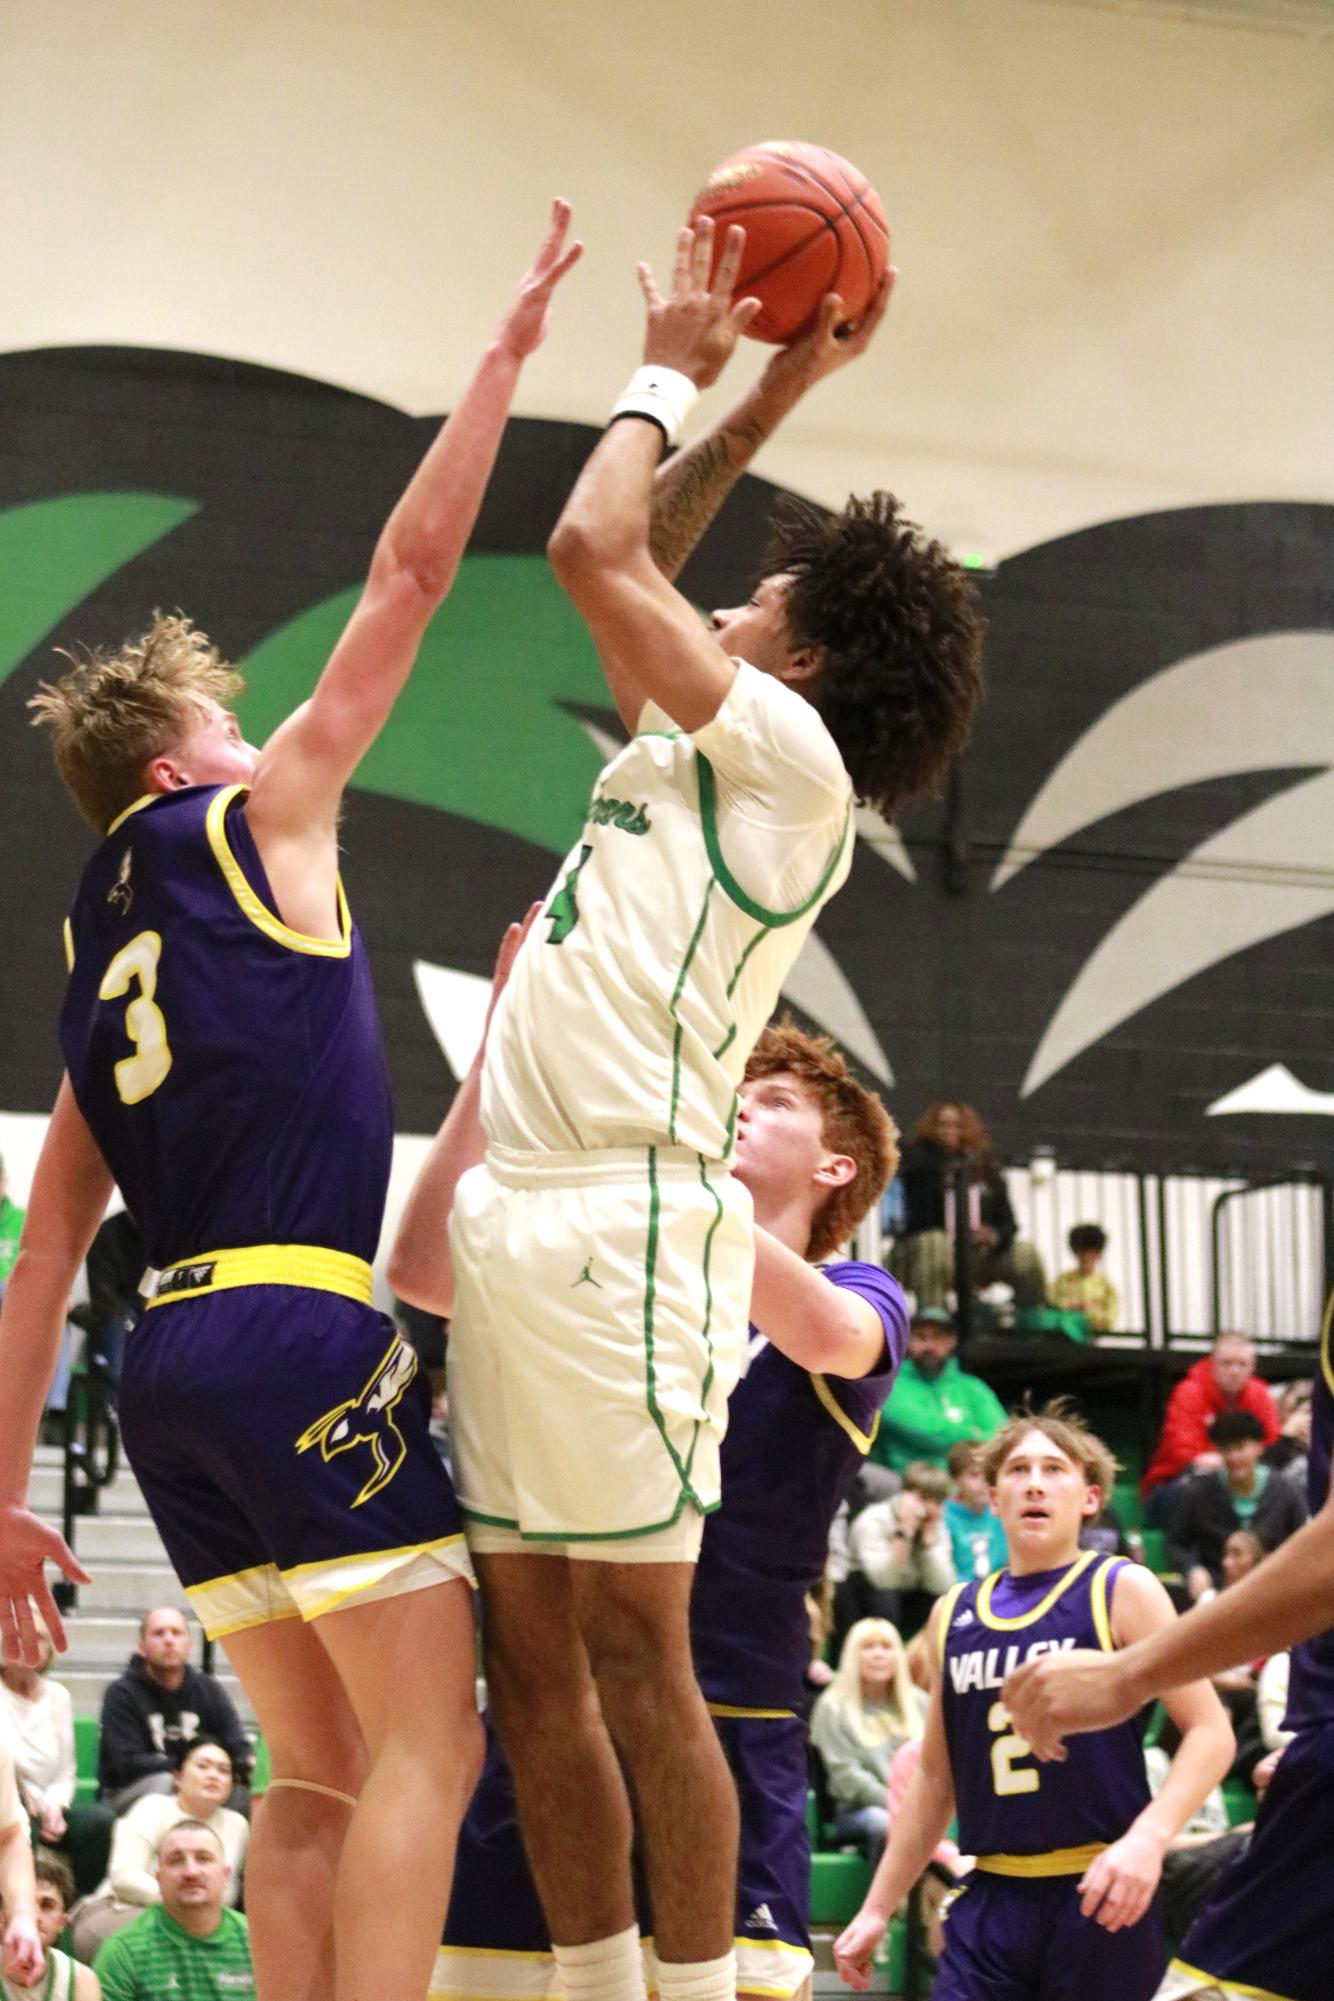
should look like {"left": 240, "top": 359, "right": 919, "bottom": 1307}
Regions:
{"left": 1168, "top": 1411, "right": 1308, "bottom": 1603}
{"left": 98, "top": 1607, "right": 251, "bottom": 1814}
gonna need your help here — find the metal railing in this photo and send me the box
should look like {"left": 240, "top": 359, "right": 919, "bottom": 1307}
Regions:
{"left": 53, "top": 1336, "right": 119, "bottom": 1613}
{"left": 861, "top": 1157, "right": 1332, "bottom": 1350}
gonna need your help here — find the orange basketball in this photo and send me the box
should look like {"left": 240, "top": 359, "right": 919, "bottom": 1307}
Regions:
{"left": 689, "top": 141, "right": 889, "bottom": 345}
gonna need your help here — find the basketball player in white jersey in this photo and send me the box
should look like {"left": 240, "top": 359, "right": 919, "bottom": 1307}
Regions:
{"left": 445, "top": 220, "right": 986, "bottom": 2001}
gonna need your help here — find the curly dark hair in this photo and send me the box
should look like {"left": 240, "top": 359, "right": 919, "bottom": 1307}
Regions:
{"left": 765, "top": 492, "right": 986, "bottom": 819}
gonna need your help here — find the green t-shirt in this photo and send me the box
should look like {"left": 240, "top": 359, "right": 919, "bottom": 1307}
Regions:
{"left": 93, "top": 1906, "right": 254, "bottom": 2001}
{"left": 1226, "top": 1463, "right": 1269, "bottom": 1526}
{"left": 870, "top": 1354, "right": 1008, "bottom": 1475}
{"left": 0, "top": 1196, "right": 23, "bottom": 1284}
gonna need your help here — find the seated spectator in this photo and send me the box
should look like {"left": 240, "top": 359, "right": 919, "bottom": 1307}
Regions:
{"left": 1051, "top": 1223, "right": 1120, "bottom": 1333}
{"left": 844, "top": 1462, "right": 955, "bottom": 1638}
{"left": 0, "top": 1615, "right": 113, "bottom": 1896}
{"left": 72, "top": 1742, "right": 248, "bottom": 1964}
{"left": 1264, "top": 1378, "right": 1313, "bottom": 1486}
{"left": 1256, "top": 1650, "right": 1293, "bottom": 1754}
{"left": 1168, "top": 1413, "right": 1307, "bottom": 1603}
{"left": 868, "top": 1308, "right": 1006, "bottom": 1480}
{"left": 0, "top": 1718, "right": 42, "bottom": 1991}
{"left": 1078, "top": 1492, "right": 1135, "bottom": 1560}
{"left": 886, "top": 1100, "right": 1048, "bottom": 1311}
{"left": 1142, "top": 1330, "right": 1281, "bottom": 1527}
{"left": 810, "top": 1620, "right": 924, "bottom": 1868}
{"left": 98, "top": 1612, "right": 250, "bottom": 1816}
{"left": 942, "top": 1442, "right": 1006, "bottom": 1581}
{"left": 20, "top": 1851, "right": 101, "bottom": 1998}
{"left": 91, "top": 1822, "right": 253, "bottom": 1999}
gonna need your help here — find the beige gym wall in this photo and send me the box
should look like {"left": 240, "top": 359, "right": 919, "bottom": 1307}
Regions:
{"left": 5, "top": 0, "right": 1331, "bottom": 559}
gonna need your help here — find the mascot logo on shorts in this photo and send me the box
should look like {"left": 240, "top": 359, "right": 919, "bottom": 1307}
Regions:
{"left": 295, "top": 1338, "right": 419, "bottom": 1508}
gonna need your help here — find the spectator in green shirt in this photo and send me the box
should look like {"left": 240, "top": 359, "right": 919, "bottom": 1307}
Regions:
{"left": 0, "top": 1159, "right": 23, "bottom": 1289}
{"left": 869, "top": 1308, "right": 1006, "bottom": 1477}
{"left": 92, "top": 1822, "right": 252, "bottom": 2001}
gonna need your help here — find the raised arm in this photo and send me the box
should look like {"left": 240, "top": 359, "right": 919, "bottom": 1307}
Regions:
{"left": 548, "top": 219, "right": 764, "bottom": 733}
{"left": 649, "top": 272, "right": 894, "bottom": 583}
{"left": 245, "top": 203, "right": 582, "bottom": 896}
{"left": 388, "top": 911, "right": 535, "bottom": 1316}
{"left": 749, "top": 1226, "right": 887, "bottom": 1378}
{"left": 1072, "top": 1564, "right": 1233, "bottom": 1934}
{"left": 0, "top": 1076, "right": 108, "bottom": 1660}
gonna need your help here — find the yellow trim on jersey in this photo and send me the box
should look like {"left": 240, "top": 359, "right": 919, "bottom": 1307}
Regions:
{"left": 706, "top": 1702, "right": 797, "bottom": 1720}
{"left": 936, "top": 1581, "right": 968, "bottom": 1663}
{"left": 976, "top": 1549, "right": 1098, "bottom": 1632}
{"left": 1168, "top": 1957, "right": 1300, "bottom": 2001}
{"left": 105, "top": 794, "right": 157, "bottom": 836}
{"left": 62, "top": 917, "right": 75, "bottom": 972}
{"left": 205, "top": 783, "right": 351, "bottom": 957}
{"left": 144, "top": 1243, "right": 373, "bottom": 1309}
{"left": 1320, "top": 1287, "right": 1333, "bottom": 1404}
{"left": 809, "top": 1371, "right": 880, "bottom": 1455}
{"left": 975, "top": 1841, "right": 1106, "bottom": 1877}
{"left": 1090, "top": 1554, "right": 1119, "bottom": 1652}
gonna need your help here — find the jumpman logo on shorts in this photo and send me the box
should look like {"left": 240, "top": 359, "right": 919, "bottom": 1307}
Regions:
{"left": 572, "top": 1257, "right": 602, "bottom": 1290}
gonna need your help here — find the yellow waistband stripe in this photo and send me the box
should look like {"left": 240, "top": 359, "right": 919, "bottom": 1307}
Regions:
{"left": 144, "top": 1244, "right": 374, "bottom": 1309}
{"left": 705, "top": 1701, "right": 797, "bottom": 1721}
{"left": 975, "top": 1842, "right": 1107, "bottom": 1878}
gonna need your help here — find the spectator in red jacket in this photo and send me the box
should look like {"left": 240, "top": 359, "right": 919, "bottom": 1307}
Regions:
{"left": 1142, "top": 1331, "right": 1280, "bottom": 1527}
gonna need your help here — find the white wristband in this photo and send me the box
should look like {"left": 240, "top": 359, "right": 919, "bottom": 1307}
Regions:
{"left": 609, "top": 365, "right": 699, "bottom": 447}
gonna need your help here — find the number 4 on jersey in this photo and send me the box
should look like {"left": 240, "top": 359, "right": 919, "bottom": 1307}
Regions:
{"left": 545, "top": 843, "right": 592, "bottom": 946}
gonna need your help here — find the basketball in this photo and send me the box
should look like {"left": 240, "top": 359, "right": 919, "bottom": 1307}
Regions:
{"left": 688, "top": 140, "right": 889, "bottom": 345}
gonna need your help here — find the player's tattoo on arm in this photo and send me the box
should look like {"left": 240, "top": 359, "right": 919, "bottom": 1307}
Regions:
{"left": 648, "top": 410, "right": 770, "bottom": 582}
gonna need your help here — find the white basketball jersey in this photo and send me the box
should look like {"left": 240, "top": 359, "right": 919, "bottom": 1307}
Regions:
{"left": 483, "top": 661, "right": 853, "bottom": 1161}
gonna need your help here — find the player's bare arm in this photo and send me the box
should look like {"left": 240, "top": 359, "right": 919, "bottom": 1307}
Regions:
{"left": 649, "top": 269, "right": 895, "bottom": 583}
{"left": 245, "top": 202, "right": 582, "bottom": 931}
{"left": 749, "top": 1226, "right": 887, "bottom": 1379}
{"left": 0, "top": 1077, "right": 109, "bottom": 1661}
{"left": 1071, "top": 1562, "right": 1233, "bottom": 1935}
{"left": 548, "top": 217, "right": 765, "bottom": 732}
{"left": 388, "top": 908, "right": 537, "bottom": 1316}
{"left": 1005, "top": 1458, "right": 1334, "bottom": 1755}
{"left": 834, "top": 1599, "right": 956, "bottom": 1990}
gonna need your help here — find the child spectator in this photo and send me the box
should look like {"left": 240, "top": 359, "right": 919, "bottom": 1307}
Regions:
{"left": 942, "top": 1443, "right": 1006, "bottom": 1580}
{"left": 1052, "top": 1223, "right": 1119, "bottom": 1332}
{"left": 21, "top": 1850, "right": 101, "bottom": 1998}
{"left": 810, "top": 1620, "right": 923, "bottom": 1868}
{"left": 844, "top": 1462, "right": 955, "bottom": 1637}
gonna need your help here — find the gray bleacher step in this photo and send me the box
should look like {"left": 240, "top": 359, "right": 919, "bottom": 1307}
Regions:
{"left": 72, "top": 1515, "right": 172, "bottom": 1563}
{"left": 75, "top": 1562, "right": 182, "bottom": 1613}
{"left": 30, "top": 1463, "right": 146, "bottom": 1511}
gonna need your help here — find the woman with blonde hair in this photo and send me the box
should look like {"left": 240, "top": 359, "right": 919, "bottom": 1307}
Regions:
{"left": 810, "top": 1619, "right": 923, "bottom": 1866}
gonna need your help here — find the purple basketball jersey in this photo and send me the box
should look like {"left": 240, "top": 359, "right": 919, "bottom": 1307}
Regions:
{"left": 60, "top": 784, "right": 393, "bottom": 1268}
{"left": 1285, "top": 1289, "right": 1334, "bottom": 1731}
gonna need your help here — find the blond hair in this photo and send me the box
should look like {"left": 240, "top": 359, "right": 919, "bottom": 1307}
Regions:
{"left": 29, "top": 613, "right": 243, "bottom": 832}
{"left": 744, "top": 1019, "right": 899, "bottom": 1261}
{"left": 827, "top": 1618, "right": 923, "bottom": 1745}
{"left": 979, "top": 1399, "right": 1120, "bottom": 1500}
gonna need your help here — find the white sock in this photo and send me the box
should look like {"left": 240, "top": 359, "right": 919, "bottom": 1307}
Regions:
{"left": 654, "top": 1951, "right": 737, "bottom": 2001}
{"left": 552, "top": 1926, "right": 648, "bottom": 2001}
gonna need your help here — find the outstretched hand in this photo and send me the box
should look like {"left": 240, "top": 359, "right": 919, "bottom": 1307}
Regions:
{"left": 0, "top": 1503, "right": 89, "bottom": 1664}
{"left": 497, "top": 200, "right": 584, "bottom": 361}
{"left": 638, "top": 218, "right": 761, "bottom": 389}
{"left": 761, "top": 265, "right": 897, "bottom": 404}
